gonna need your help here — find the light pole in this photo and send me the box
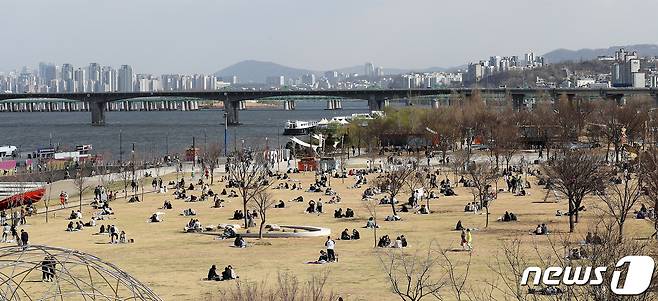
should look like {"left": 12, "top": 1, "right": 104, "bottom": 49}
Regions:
{"left": 224, "top": 112, "right": 228, "bottom": 156}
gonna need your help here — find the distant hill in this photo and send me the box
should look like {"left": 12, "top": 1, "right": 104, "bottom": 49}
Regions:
{"left": 214, "top": 60, "right": 316, "bottom": 83}
{"left": 214, "top": 60, "right": 460, "bottom": 83}
{"left": 543, "top": 44, "right": 658, "bottom": 63}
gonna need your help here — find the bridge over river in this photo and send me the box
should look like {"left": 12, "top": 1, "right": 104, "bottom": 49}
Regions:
{"left": 1, "top": 88, "right": 656, "bottom": 126}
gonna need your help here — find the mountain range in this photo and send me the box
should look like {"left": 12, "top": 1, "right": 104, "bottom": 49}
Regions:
{"left": 542, "top": 44, "right": 658, "bottom": 63}
{"left": 213, "top": 60, "right": 456, "bottom": 83}
{"left": 214, "top": 44, "right": 658, "bottom": 83}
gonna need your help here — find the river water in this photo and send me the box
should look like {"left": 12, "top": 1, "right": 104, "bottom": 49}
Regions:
{"left": 0, "top": 100, "right": 370, "bottom": 160}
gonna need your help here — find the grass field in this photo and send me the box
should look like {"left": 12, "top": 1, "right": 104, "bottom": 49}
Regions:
{"left": 15, "top": 159, "right": 656, "bottom": 300}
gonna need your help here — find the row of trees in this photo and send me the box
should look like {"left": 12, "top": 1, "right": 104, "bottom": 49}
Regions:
{"left": 343, "top": 93, "right": 657, "bottom": 167}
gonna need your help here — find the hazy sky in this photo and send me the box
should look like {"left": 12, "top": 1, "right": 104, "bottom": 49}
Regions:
{"left": 2, "top": 0, "right": 657, "bottom": 74}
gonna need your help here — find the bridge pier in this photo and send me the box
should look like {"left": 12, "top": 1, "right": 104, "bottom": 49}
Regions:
{"left": 604, "top": 93, "right": 625, "bottom": 105}
{"left": 367, "top": 97, "right": 388, "bottom": 111}
{"left": 90, "top": 102, "right": 106, "bottom": 126}
{"left": 283, "top": 99, "right": 295, "bottom": 110}
{"left": 511, "top": 93, "right": 525, "bottom": 111}
{"left": 326, "top": 99, "right": 335, "bottom": 110}
{"left": 224, "top": 100, "right": 240, "bottom": 125}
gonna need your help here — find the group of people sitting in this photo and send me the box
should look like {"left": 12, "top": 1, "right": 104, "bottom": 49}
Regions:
{"left": 377, "top": 235, "right": 408, "bottom": 248}
{"left": 128, "top": 195, "right": 140, "bottom": 203}
{"left": 68, "top": 210, "right": 83, "bottom": 220}
{"left": 567, "top": 247, "right": 589, "bottom": 260}
{"left": 232, "top": 210, "right": 245, "bottom": 220}
{"left": 585, "top": 232, "right": 603, "bottom": 245}
{"left": 500, "top": 211, "right": 518, "bottom": 222}
{"left": 184, "top": 219, "right": 202, "bottom": 232}
{"left": 161, "top": 200, "right": 173, "bottom": 209}
{"left": 464, "top": 202, "right": 481, "bottom": 213}
{"left": 220, "top": 188, "right": 239, "bottom": 198}
{"left": 182, "top": 208, "right": 197, "bottom": 216}
{"left": 440, "top": 179, "right": 455, "bottom": 196}
{"left": 379, "top": 195, "right": 397, "bottom": 205}
{"left": 533, "top": 224, "right": 549, "bottom": 235}
{"left": 415, "top": 204, "right": 429, "bottom": 214}
{"left": 339, "top": 228, "right": 360, "bottom": 240}
{"left": 219, "top": 226, "right": 237, "bottom": 239}
{"left": 66, "top": 221, "right": 86, "bottom": 231}
{"left": 206, "top": 265, "right": 238, "bottom": 281}
{"left": 306, "top": 200, "right": 323, "bottom": 214}
{"left": 333, "top": 208, "right": 354, "bottom": 218}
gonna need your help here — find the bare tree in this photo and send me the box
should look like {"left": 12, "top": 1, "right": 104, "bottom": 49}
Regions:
{"left": 362, "top": 197, "right": 380, "bottom": 248}
{"left": 217, "top": 270, "right": 338, "bottom": 301}
{"left": 202, "top": 143, "right": 222, "bottom": 185}
{"left": 378, "top": 245, "right": 448, "bottom": 301}
{"left": 232, "top": 149, "right": 272, "bottom": 228}
{"left": 119, "top": 165, "right": 131, "bottom": 200}
{"left": 372, "top": 163, "right": 415, "bottom": 216}
{"left": 73, "top": 164, "right": 90, "bottom": 212}
{"left": 640, "top": 150, "right": 658, "bottom": 240}
{"left": 467, "top": 161, "right": 499, "bottom": 228}
{"left": 250, "top": 191, "right": 276, "bottom": 239}
{"left": 598, "top": 173, "right": 643, "bottom": 242}
{"left": 450, "top": 150, "right": 469, "bottom": 183}
{"left": 543, "top": 150, "right": 609, "bottom": 232}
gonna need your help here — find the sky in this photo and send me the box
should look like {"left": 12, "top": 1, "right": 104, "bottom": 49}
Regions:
{"left": 1, "top": 0, "right": 657, "bottom": 74}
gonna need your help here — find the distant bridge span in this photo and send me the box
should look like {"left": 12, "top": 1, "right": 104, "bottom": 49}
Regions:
{"left": 0, "top": 88, "right": 656, "bottom": 126}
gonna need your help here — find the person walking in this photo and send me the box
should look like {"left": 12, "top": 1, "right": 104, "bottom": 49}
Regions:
{"left": 20, "top": 229, "right": 28, "bottom": 247}
{"left": 465, "top": 229, "right": 473, "bottom": 251}
{"left": 460, "top": 229, "right": 467, "bottom": 250}
{"left": 325, "top": 236, "right": 336, "bottom": 262}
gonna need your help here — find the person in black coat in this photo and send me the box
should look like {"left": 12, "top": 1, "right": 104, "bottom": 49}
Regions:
{"left": 20, "top": 229, "right": 28, "bottom": 246}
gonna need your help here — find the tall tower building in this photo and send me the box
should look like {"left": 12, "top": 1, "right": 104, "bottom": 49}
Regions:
{"left": 118, "top": 65, "right": 134, "bottom": 92}
{"left": 364, "top": 62, "right": 375, "bottom": 77}
{"left": 61, "top": 64, "right": 74, "bottom": 92}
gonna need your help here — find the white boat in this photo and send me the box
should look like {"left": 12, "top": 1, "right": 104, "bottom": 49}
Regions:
{"left": 283, "top": 120, "right": 318, "bottom": 135}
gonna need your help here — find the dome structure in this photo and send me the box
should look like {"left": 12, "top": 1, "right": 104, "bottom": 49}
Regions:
{"left": 0, "top": 245, "right": 161, "bottom": 300}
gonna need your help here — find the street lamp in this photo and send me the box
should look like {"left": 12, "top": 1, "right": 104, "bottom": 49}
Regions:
{"left": 224, "top": 112, "right": 228, "bottom": 156}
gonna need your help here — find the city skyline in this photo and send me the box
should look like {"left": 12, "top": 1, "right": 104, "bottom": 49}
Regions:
{"left": 2, "top": 0, "right": 658, "bottom": 74}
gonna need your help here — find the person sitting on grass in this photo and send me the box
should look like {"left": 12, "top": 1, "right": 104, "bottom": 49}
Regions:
{"left": 351, "top": 229, "right": 360, "bottom": 240}
{"left": 377, "top": 235, "right": 391, "bottom": 248}
{"left": 66, "top": 221, "right": 75, "bottom": 232}
{"left": 344, "top": 208, "right": 354, "bottom": 218}
{"left": 334, "top": 208, "right": 343, "bottom": 218}
{"left": 221, "top": 226, "right": 237, "bottom": 239}
{"left": 417, "top": 205, "right": 429, "bottom": 214}
{"left": 340, "top": 229, "right": 351, "bottom": 240}
{"left": 306, "top": 201, "right": 316, "bottom": 214}
{"left": 274, "top": 200, "right": 285, "bottom": 208}
{"left": 364, "top": 217, "right": 378, "bottom": 229}
{"left": 233, "top": 234, "right": 246, "bottom": 248}
{"left": 455, "top": 220, "right": 464, "bottom": 231}
{"left": 207, "top": 265, "right": 220, "bottom": 281}
{"left": 162, "top": 200, "right": 173, "bottom": 210}
{"left": 221, "top": 266, "right": 238, "bottom": 280}
{"left": 149, "top": 213, "right": 162, "bottom": 223}
{"left": 318, "top": 250, "right": 328, "bottom": 262}
{"left": 232, "top": 210, "right": 244, "bottom": 220}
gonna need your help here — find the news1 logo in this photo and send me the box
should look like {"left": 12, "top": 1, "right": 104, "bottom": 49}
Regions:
{"left": 521, "top": 256, "right": 655, "bottom": 295}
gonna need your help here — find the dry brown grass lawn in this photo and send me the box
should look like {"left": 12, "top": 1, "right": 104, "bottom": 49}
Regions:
{"left": 19, "top": 166, "right": 656, "bottom": 300}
